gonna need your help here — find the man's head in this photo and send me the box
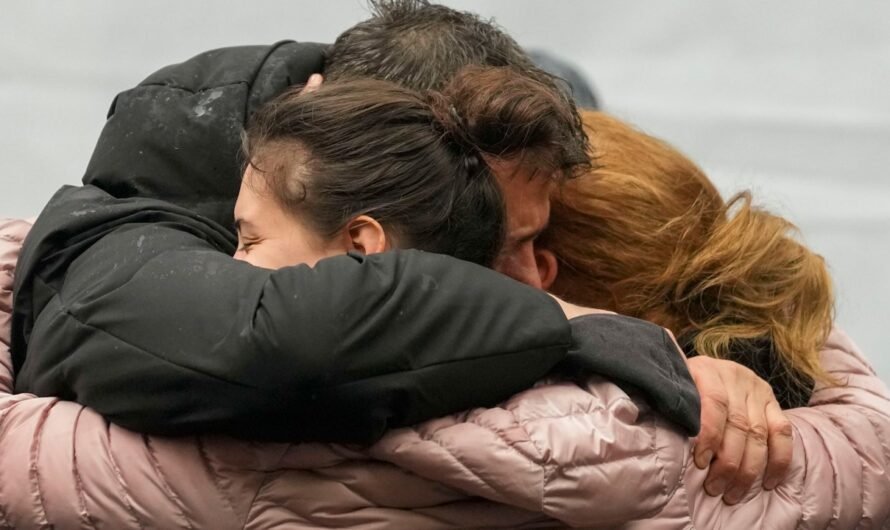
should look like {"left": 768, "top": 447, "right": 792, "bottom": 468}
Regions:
{"left": 324, "top": 0, "right": 590, "bottom": 287}
{"left": 325, "top": 0, "right": 541, "bottom": 92}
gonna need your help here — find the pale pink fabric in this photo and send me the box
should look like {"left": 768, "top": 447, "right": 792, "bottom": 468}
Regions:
{"left": 1, "top": 217, "right": 888, "bottom": 529}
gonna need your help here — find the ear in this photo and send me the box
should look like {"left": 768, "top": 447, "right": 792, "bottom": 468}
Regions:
{"left": 301, "top": 73, "right": 324, "bottom": 94}
{"left": 344, "top": 215, "right": 388, "bottom": 255}
{"left": 535, "top": 248, "right": 559, "bottom": 291}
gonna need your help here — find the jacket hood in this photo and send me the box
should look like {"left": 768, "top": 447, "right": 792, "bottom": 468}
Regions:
{"left": 82, "top": 41, "right": 326, "bottom": 229}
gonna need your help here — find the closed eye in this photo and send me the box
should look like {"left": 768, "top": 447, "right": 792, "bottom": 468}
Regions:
{"left": 237, "top": 239, "right": 257, "bottom": 253}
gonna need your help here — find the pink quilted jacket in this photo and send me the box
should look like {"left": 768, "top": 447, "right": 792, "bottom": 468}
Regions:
{"left": 2, "top": 217, "right": 889, "bottom": 529}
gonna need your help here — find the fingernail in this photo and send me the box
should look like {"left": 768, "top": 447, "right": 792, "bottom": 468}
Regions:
{"left": 723, "top": 487, "right": 742, "bottom": 505}
{"left": 706, "top": 478, "right": 727, "bottom": 496}
{"left": 763, "top": 476, "right": 778, "bottom": 490}
{"left": 695, "top": 450, "right": 713, "bottom": 469}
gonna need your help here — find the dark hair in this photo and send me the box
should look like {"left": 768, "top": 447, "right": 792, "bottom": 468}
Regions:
{"left": 243, "top": 67, "right": 590, "bottom": 266}
{"left": 324, "top": 0, "right": 589, "bottom": 172}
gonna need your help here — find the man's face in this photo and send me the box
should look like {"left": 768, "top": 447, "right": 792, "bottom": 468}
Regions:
{"left": 488, "top": 158, "right": 556, "bottom": 289}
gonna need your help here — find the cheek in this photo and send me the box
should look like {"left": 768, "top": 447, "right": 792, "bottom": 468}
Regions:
{"left": 232, "top": 246, "right": 280, "bottom": 270}
{"left": 281, "top": 236, "right": 340, "bottom": 268}
{"left": 298, "top": 249, "right": 334, "bottom": 268}
{"left": 231, "top": 226, "right": 342, "bottom": 270}
{"left": 233, "top": 241, "right": 304, "bottom": 270}
{"left": 246, "top": 242, "right": 337, "bottom": 270}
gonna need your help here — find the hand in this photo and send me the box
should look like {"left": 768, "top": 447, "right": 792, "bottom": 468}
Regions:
{"left": 302, "top": 73, "right": 324, "bottom": 93}
{"left": 687, "top": 356, "right": 793, "bottom": 504}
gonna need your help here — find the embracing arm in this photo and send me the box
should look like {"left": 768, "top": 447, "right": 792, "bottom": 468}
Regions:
{"left": 368, "top": 374, "right": 691, "bottom": 528}
{"left": 12, "top": 194, "right": 571, "bottom": 443}
{"left": 5, "top": 218, "right": 700, "bottom": 528}
{"left": 365, "top": 321, "right": 890, "bottom": 528}
{"left": 365, "top": 313, "right": 700, "bottom": 528}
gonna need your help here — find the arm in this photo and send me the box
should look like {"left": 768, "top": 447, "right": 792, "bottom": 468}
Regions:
{"left": 368, "top": 375, "right": 691, "bottom": 528}
{"left": 12, "top": 192, "right": 571, "bottom": 443}
{"left": 534, "top": 297, "right": 797, "bottom": 504}
{"left": 2, "top": 219, "right": 690, "bottom": 529}
{"left": 680, "top": 329, "right": 890, "bottom": 527}
{"left": 365, "top": 313, "right": 701, "bottom": 527}
{"left": 5, "top": 218, "right": 686, "bottom": 528}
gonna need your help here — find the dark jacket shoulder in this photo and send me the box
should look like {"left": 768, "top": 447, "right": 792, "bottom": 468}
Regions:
{"left": 83, "top": 41, "right": 327, "bottom": 228}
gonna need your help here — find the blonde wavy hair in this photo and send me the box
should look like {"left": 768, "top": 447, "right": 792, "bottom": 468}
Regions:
{"left": 543, "top": 111, "right": 834, "bottom": 392}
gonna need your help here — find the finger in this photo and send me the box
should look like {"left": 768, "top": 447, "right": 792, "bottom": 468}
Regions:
{"left": 722, "top": 392, "right": 770, "bottom": 504}
{"left": 302, "top": 73, "right": 324, "bottom": 93}
{"left": 762, "top": 399, "right": 793, "bottom": 490}
{"left": 690, "top": 362, "right": 727, "bottom": 469}
{"left": 703, "top": 375, "right": 749, "bottom": 497}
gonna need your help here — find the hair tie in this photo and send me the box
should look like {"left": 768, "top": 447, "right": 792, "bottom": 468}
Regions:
{"left": 426, "top": 94, "right": 486, "bottom": 179}
{"left": 448, "top": 105, "right": 485, "bottom": 176}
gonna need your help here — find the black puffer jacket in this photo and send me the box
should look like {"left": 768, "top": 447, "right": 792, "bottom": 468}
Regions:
{"left": 12, "top": 42, "right": 699, "bottom": 442}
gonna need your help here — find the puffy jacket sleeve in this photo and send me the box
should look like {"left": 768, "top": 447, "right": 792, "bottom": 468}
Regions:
{"left": 677, "top": 328, "right": 890, "bottom": 529}
{"left": 366, "top": 372, "right": 691, "bottom": 527}
{"left": 364, "top": 327, "right": 890, "bottom": 529}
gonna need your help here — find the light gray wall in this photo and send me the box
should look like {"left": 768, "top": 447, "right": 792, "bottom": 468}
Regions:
{"left": 3, "top": 1, "right": 889, "bottom": 380}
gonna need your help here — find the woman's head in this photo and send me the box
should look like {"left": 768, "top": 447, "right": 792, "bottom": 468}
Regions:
{"left": 233, "top": 66, "right": 587, "bottom": 270}
{"left": 542, "top": 111, "right": 834, "bottom": 390}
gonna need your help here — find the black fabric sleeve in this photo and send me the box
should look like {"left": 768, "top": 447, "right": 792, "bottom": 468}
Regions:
{"left": 554, "top": 314, "right": 701, "bottom": 435}
{"left": 14, "top": 190, "right": 571, "bottom": 443}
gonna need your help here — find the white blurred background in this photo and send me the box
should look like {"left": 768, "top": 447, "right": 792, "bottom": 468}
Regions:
{"left": 2, "top": 1, "right": 888, "bottom": 381}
